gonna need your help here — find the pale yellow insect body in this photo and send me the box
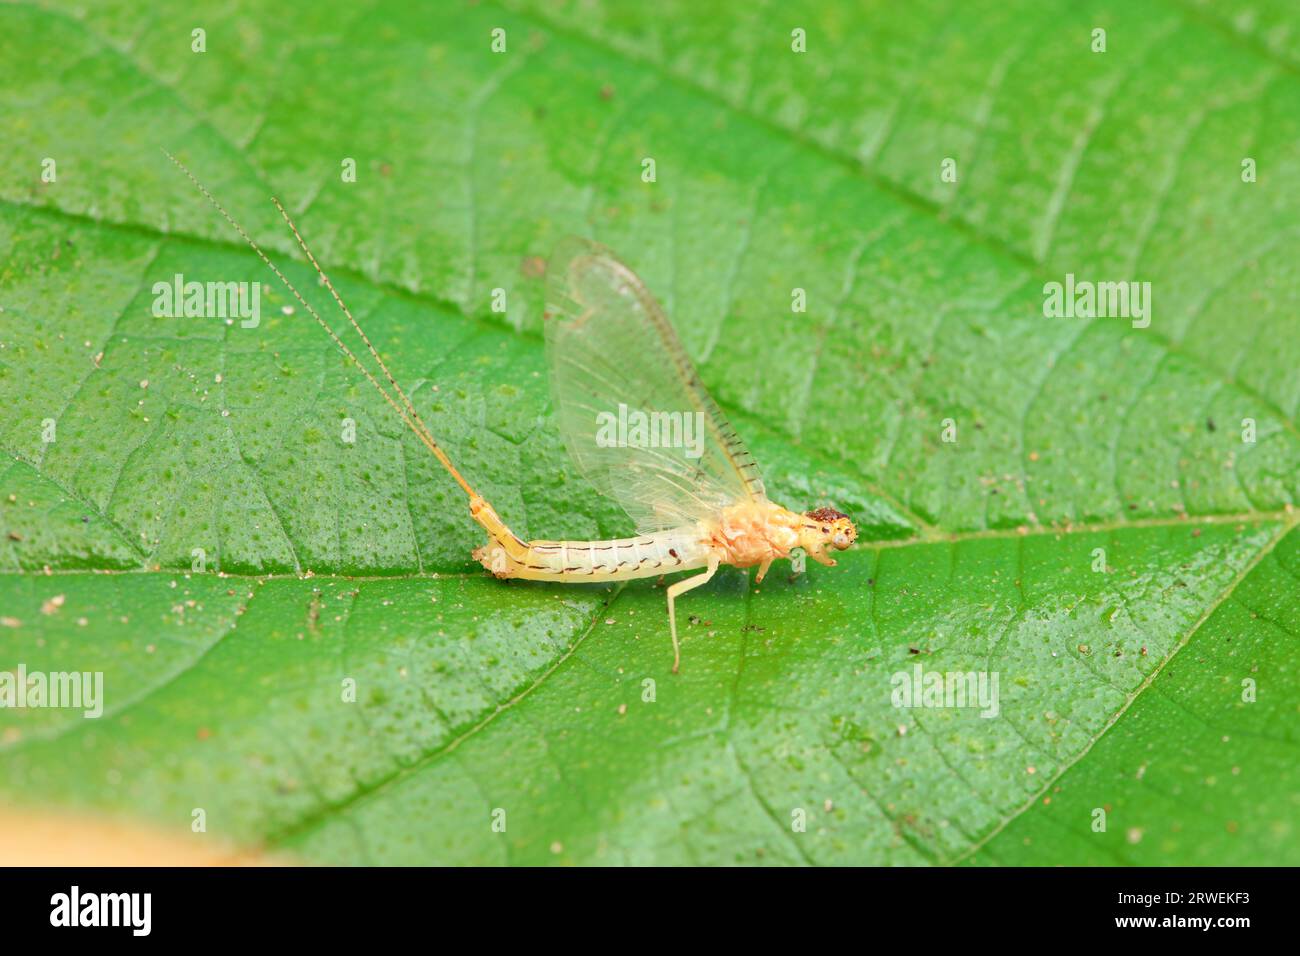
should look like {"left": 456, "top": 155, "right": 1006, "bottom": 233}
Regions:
{"left": 473, "top": 498, "right": 850, "bottom": 583}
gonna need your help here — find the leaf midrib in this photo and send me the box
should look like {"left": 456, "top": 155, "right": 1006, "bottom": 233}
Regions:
{"left": 4, "top": 510, "right": 1291, "bottom": 783}
{"left": 2, "top": 508, "right": 1290, "bottom": 582}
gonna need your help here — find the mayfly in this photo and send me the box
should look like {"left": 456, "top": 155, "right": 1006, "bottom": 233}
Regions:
{"left": 165, "top": 152, "right": 857, "bottom": 671}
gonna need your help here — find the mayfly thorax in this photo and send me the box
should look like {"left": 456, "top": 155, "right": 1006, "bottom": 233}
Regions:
{"left": 165, "top": 151, "right": 857, "bottom": 671}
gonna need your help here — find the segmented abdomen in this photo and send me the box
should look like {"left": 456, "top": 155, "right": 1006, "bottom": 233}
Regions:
{"left": 482, "top": 526, "right": 712, "bottom": 581}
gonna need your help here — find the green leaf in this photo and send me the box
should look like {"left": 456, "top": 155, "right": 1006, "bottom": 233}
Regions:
{"left": 0, "top": 0, "right": 1296, "bottom": 864}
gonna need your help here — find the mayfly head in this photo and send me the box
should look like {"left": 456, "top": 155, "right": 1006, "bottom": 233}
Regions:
{"left": 799, "top": 506, "right": 857, "bottom": 565}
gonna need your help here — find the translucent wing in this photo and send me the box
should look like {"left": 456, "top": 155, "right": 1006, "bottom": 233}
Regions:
{"left": 544, "top": 237, "right": 766, "bottom": 533}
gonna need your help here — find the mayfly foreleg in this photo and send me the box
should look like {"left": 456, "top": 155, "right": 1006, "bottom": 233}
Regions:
{"left": 665, "top": 554, "right": 719, "bottom": 674}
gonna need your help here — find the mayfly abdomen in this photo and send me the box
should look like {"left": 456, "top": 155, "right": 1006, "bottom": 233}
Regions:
{"left": 481, "top": 527, "right": 712, "bottom": 582}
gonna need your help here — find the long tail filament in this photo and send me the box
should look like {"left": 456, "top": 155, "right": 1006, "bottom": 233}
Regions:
{"left": 162, "top": 149, "right": 477, "bottom": 500}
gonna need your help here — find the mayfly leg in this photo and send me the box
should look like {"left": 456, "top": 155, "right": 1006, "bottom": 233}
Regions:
{"left": 665, "top": 554, "right": 719, "bottom": 673}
